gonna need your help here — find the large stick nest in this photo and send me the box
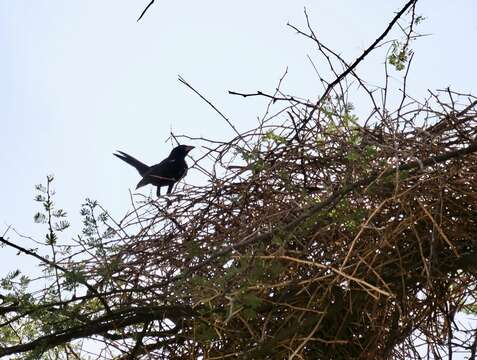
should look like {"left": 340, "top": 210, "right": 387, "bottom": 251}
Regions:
{"left": 98, "top": 87, "right": 477, "bottom": 359}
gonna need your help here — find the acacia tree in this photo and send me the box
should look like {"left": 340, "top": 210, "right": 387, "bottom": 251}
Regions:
{"left": 2, "top": 0, "right": 477, "bottom": 358}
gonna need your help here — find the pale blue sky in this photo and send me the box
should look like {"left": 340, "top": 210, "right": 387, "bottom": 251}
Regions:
{"left": 1, "top": 0, "right": 477, "bottom": 355}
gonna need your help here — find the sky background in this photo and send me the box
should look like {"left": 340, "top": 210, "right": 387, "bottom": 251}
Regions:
{"left": 1, "top": 0, "right": 477, "bottom": 356}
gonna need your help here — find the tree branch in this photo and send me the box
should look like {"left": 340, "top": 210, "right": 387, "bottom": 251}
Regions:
{"left": 300, "top": 0, "right": 418, "bottom": 130}
{"left": 137, "top": 0, "right": 155, "bottom": 22}
{"left": 0, "top": 305, "right": 192, "bottom": 357}
{"left": 0, "top": 236, "right": 111, "bottom": 313}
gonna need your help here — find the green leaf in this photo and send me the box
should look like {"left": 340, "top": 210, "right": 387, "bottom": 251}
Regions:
{"left": 240, "top": 293, "right": 262, "bottom": 310}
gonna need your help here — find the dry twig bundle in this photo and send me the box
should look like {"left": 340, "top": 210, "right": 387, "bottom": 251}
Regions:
{"left": 104, "top": 86, "right": 477, "bottom": 359}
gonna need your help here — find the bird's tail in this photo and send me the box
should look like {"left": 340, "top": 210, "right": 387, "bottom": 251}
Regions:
{"left": 113, "top": 151, "right": 149, "bottom": 176}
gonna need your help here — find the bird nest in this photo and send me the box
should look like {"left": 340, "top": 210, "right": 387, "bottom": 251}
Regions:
{"left": 91, "top": 86, "right": 477, "bottom": 359}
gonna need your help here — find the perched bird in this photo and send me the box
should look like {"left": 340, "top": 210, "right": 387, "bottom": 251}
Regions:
{"left": 114, "top": 145, "right": 194, "bottom": 196}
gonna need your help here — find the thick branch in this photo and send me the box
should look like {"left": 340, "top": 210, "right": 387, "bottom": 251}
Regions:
{"left": 0, "top": 305, "right": 193, "bottom": 357}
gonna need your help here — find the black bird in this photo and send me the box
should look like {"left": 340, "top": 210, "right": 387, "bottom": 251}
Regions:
{"left": 114, "top": 145, "right": 194, "bottom": 196}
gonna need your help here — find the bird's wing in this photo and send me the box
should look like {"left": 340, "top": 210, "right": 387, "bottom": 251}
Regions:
{"left": 114, "top": 151, "right": 150, "bottom": 176}
{"left": 145, "top": 158, "right": 177, "bottom": 181}
{"left": 146, "top": 158, "right": 188, "bottom": 181}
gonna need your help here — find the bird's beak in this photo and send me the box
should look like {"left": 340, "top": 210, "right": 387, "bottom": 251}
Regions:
{"left": 185, "top": 145, "right": 195, "bottom": 153}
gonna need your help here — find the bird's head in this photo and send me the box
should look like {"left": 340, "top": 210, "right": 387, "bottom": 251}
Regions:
{"left": 169, "top": 144, "right": 195, "bottom": 158}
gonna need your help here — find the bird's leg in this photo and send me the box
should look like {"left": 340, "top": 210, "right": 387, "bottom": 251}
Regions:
{"left": 156, "top": 186, "right": 161, "bottom": 197}
{"left": 167, "top": 184, "right": 174, "bottom": 194}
